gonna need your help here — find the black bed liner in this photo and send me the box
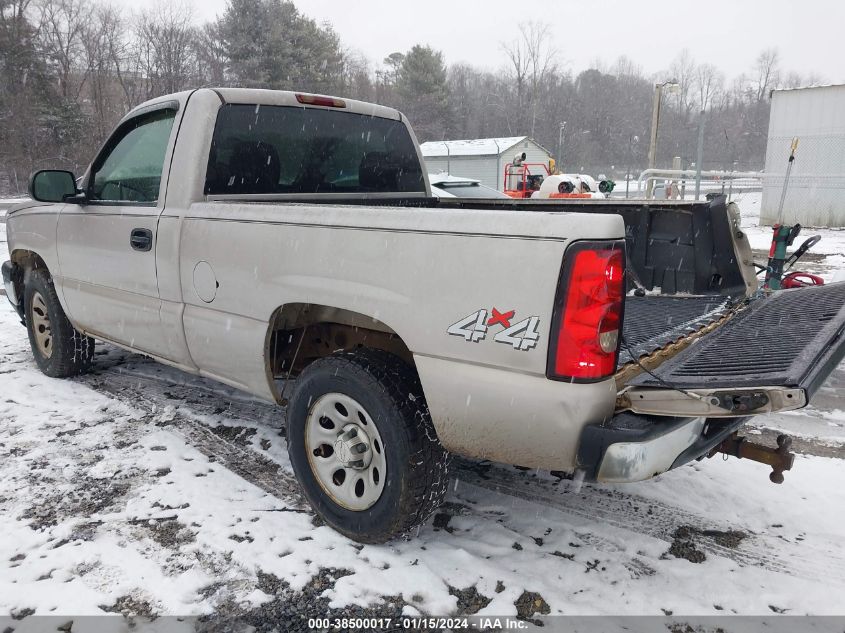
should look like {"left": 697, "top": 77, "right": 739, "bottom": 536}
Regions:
{"left": 620, "top": 295, "right": 732, "bottom": 364}
{"left": 628, "top": 283, "right": 845, "bottom": 398}
{"left": 443, "top": 196, "right": 750, "bottom": 297}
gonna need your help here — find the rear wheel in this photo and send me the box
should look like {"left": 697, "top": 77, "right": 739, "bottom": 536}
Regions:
{"left": 287, "top": 348, "right": 449, "bottom": 543}
{"left": 24, "top": 269, "right": 95, "bottom": 377}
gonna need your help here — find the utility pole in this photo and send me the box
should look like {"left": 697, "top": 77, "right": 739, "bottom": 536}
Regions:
{"left": 646, "top": 80, "right": 679, "bottom": 198}
{"left": 626, "top": 134, "right": 639, "bottom": 199}
{"left": 694, "top": 109, "right": 706, "bottom": 200}
{"left": 557, "top": 121, "right": 566, "bottom": 173}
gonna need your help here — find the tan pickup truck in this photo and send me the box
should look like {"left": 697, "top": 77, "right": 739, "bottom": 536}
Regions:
{"left": 4, "top": 88, "right": 845, "bottom": 542}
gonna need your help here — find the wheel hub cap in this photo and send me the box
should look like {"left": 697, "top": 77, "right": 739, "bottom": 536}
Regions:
{"left": 334, "top": 424, "right": 372, "bottom": 469}
{"left": 305, "top": 393, "right": 387, "bottom": 511}
{"left": 30, "top": 291, "right": 53, "bottom": 359}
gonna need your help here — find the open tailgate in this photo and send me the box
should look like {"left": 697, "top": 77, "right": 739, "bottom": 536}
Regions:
{"left": 620, "top": 282, "right": 845, "bottom": 417}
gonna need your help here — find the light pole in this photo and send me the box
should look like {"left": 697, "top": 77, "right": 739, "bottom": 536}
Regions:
{"left": 694, "top": 109, "right": 706, "bottom": 200}
{"left": 626, "top": 134, "right": 639, "bottom": 199}
{"left": 646, "top": 79, "right": 679, "bottom": 198}
{"left": 557, "top": 121, "right": 567, "bottom": 173}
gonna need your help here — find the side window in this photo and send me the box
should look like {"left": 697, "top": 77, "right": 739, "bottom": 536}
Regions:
{"left": 205, "top": 104, "right": 424, "bottom": 195}
{"left": 89, "top": 108, "right": 177, "bottom": 203}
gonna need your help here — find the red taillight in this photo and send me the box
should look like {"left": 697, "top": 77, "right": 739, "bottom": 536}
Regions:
{"left": 548, "top": 242, "right": 625, "bottom": 381}
{"left": 295, "top": 93, "right": 346, "bottom": 108}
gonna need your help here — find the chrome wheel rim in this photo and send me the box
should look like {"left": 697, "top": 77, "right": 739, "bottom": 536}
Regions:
{"left": 30, "top": 291, "right": 53, "bottom": 359}
{"left": 305, "top": 393, "right": 386, "bottom": 511}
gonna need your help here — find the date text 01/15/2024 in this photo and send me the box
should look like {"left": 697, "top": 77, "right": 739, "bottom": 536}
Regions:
{"left": 306, "top": 616, "right": 529, "bottom": 630}
{"left": 448, "top": 308, "right": 540, "bottom": 351}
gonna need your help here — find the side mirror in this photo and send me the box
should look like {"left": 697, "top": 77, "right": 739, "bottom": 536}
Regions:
{"left": 29, "top": 170, "right": 78, "bottom": 203}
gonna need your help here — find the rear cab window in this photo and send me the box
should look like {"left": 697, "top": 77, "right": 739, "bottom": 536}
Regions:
{"left": 204, "top": 104, "right": 425, "bottom": 196}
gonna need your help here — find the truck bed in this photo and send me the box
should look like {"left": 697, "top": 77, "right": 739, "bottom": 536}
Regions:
{"left": 619, "top": 295, "right": 732, "bottom": 364}
{"left": 629, "top": 282, "right": 845, "bottom": 398}
{"left": 270, "top": 194, "right": 754, "bottom": 298}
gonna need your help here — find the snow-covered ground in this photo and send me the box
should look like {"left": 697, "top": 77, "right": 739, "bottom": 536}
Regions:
{"left": 730, "top": 191, "right": 845, "bottom": 283}
{"left": 0, "top": 197, "right": 28, "bottom": 218}
{"left": 1, "top": 200, "right": 845, "bottom": 627}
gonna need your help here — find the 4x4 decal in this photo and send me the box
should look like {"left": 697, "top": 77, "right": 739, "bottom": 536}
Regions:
{"left": 448, "top": 308, "right": 540, "bottom": 351}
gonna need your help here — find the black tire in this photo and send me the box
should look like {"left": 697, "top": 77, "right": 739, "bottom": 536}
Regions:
{"left": 24, "top": 269, "right": 95, "bottom": 378}
{"left": 287, "top": 348, "right": 450, "bottom": 543}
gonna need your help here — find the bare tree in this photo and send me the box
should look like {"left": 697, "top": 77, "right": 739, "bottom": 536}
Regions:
{"left": 501, "top": 29, "right": 530, "bottom": 129}
{"left": 612, "top": 55, "right": 642, "bottom": 79}
{"left": 339, "top": 48, "right": 372, "bottom": 100}
{"left": 81, "top": 4, "right": 128, "bottom": 141}
{"left": 668, "top": 49, "right": 696, "bottom": 120}
{"left": 694, "top": 63, "right": 724, "bottom": 111}
{"left": 523, "top": 22, "right": 557, "bottom": 137}
{"left": 502, "top": 21, "right": 557, "bottom": 136}
{"left": 753, "top": 47, "right": 780, "bottom": 102}
{"left": 782, "top": 70, "right": 823, "bottom": 90}
{"left": 37, "top": 0, "right": 92, "bottom": 99}
{"left": 133, "top": 1, "right": 198, "bottom": 99}
{"left": 196, "top": 20, "right": 227, "bottom": 85}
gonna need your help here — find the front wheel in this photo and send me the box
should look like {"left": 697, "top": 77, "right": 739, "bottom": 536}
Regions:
{"left": 24, "top": 269, "right": 95, "bottom": 377}
{"left": 286, "top": 348, "right": 449, "bottom": 543}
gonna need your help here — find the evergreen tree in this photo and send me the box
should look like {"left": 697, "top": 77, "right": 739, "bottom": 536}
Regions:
{"left": 218, "top": 0, "right": 343, "bottom": 92}
{"left": 218, "top": 0, "right": 271, "bottom": 86}
{"left": 394, "top": 45, "right": 450, "bottom": 141}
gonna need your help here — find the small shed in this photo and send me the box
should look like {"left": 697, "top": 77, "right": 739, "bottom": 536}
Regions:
{"left": 420, "top": 136, "right": 553, "bottom": 192}
{"left": 761, "top": 84, "right": 845, "bottom": 227}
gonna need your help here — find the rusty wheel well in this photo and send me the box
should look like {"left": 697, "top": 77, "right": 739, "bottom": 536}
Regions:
{"left": 11, "top": 249, "right": 48, "bottom": 270}
{"left": 265, "top": 303, "right": 415, "bottom": 401}
{"left": 12, "top": 250, "right": 49, "bottom": 271}
{"left": 10, "top": 250, "right": 50, "bottom": 295}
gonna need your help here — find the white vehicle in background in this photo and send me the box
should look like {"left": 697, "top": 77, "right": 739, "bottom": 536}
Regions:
{"left": 428, "top": 173, "right": 510, "bottom": 199}
{"left": 532, "top": 174, "right": 605, "bottom": 199}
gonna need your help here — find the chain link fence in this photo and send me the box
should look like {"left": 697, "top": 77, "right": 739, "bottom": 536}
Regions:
{"left": 761, "top": 133, "right": 845, "bottom": 227}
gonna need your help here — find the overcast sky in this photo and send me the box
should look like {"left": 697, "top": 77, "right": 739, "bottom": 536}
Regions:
{"left": 129, "top": 0, "right": 845, "bottom": 82}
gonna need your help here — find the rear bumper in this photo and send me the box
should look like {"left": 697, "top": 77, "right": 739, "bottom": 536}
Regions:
{"left": 2, "top": 261, "right": 24, "bottom": 321}
{"left": 577, "top": 413, "right": 748, "bottom": 483}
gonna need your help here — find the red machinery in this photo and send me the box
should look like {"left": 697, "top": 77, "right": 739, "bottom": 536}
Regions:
{"left": 782, "top": 272, "right": 824, "bottom": 288}
{"left": 503, "top": 153, "right": 551, "bottom": 198}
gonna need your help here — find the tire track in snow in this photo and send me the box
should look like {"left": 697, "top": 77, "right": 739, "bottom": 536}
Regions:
{"left": 79, "top": 368, "right": 306, "bottom": 511}
{"left": 453, "top": 461, "right": 845, "bottom": 583}
{"left": 454, "top": 461, "right": 782, "bottom": 570}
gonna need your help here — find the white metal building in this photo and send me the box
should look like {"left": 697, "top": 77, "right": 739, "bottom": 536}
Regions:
{"left": 761, "top": 84, "right": 845, "bottom": 227}
{"left": 420, "top": 137, "right": 553, "bottom": 192}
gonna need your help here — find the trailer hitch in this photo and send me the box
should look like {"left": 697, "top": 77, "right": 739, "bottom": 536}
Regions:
{"left": 712, "top": 433, "right": 795, "bottom": 483}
